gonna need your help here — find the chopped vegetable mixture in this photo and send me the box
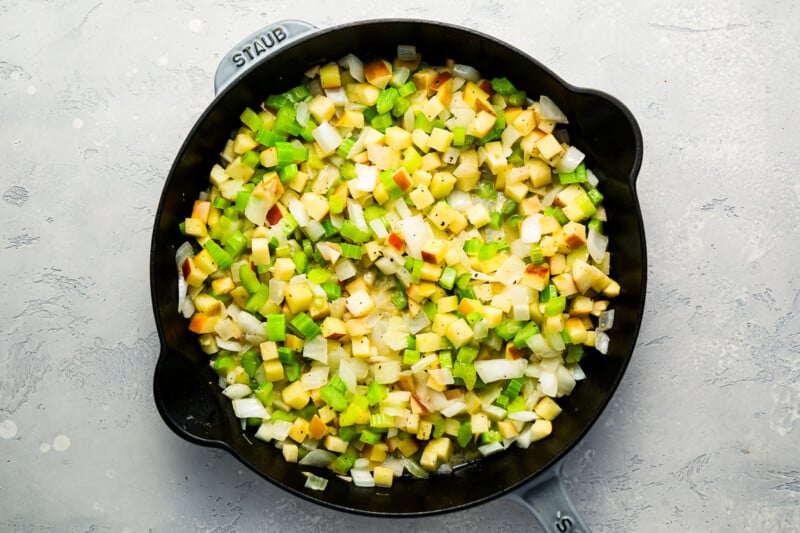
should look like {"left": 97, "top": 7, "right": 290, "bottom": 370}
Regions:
{"left": 176, "top": 46, "right": 618, "bottom": 489}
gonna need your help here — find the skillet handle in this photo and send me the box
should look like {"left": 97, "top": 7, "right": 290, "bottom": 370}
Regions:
{"left": 507, "top": 461, "right": 592, "bottom": 533}
{"left": 214, "top": 20, "right": 317, "bottom": 94}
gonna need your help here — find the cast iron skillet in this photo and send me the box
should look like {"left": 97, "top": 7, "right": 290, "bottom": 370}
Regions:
{"left": 151, "top": 19, "right": 645, "bottom": 531}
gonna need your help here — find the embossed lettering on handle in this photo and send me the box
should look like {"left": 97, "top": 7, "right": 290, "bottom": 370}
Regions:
{"left": 507, "top": 461, "right": 591, "bottom": 533}
{"left": 214, "top": 20, "right": 317, "bottom": 95}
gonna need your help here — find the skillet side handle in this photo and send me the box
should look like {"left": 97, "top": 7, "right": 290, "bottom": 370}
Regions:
{"left": 507, "top": 462, "right": 592, "bottom": 533}
{"left": 214, "top": 20, "right": 317, "bottom": 94}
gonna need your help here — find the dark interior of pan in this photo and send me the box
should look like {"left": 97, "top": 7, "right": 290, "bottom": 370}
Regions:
{"left": 151, "top": 19, "right": 645, "bottom": 516}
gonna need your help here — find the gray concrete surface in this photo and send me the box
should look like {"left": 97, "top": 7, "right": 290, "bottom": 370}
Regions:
{"left": 1, "top": 0, "right": 798, "bottom": 531}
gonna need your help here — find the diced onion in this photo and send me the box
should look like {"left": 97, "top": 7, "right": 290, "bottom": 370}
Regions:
{"left": 255, "top": 419, "right": 293, "bottom": 442}
{"left": 347, "top": 199, "right": 369, "bottom": 232}
{"left": 538, "top": 95, "right": 569, "bottom": 124}
{"left": 557, "top": 365, "right": 577, "bottom": 396}
{"left": 324, "top": 87, "right": 348, "bottom": 107}
{"left": 334, "top": 258, "right": 357, "bottom": 281}
{"left": 507, "top": 410, "right": 538, "bottom": 422}
{"left": 440, "top": 400, "right": 466, "bottom": 418}
{"left": 474, "top": 359, "right": 527, "bottom": 383}
{"left": 289, "top": 199, "right": 310, "bottom": 227}
{"left": 216, "top": 338, "right": 242, "bottom": 351}
{"left": 587, "top": 226, "right": 609, "bottom": 263}
{"left": 411, "top": 354, "right": 438, "bottom": 374}
{"left": 570, "top": 364, "right": 586, "bottom": 381}
{"left": 408, "top": 312, "right": 431, "bottom": 334}
{"left": 448, "top": 189, "right": 472, "bottom": 211}
{"left": 369, "top": 218, "right": 388, "bottom": 239}
{"left": 538, "top": 371, "right": 558, "bottom": 397}
{"left": 177, "top": 275, "right": 188, "bottom": 315}
{"left": 397, "top": 44, "right": 417, "bottom": 61}
{"left": 598, "top": 310, "right": 615, "bottom": 332}
{"left": 232, "top": 398, "right": 269, "bottom": 419}
{"left": 595, "top": 331, "right": 610, "bottom": 354}
{"left": 398, "top": 215, "right": 433, "bottom": 260}
{"left": 453, "top": 63, "right": 481, "bottom": 82}
{"left": 304, "top": 219, "right": 325, "bottom": 241}
{"left": 338, "top": 53, "right": 365, "bottom": 82}
{"left": 556, "top": 146, "right": 585, "bottom": 174}
{"left": 295, "top": 101, "right": 309, "bottom": 128}
{"left": 351, "top": 469, "right": 375, "bottom": 487}
{"left": 299, "top": 449, "right": 337, "bottom": 467}
{"left": 520, "top": 214, "right": 543, "bottom": 243}
{"left": 478, "top": 441, "right": 505, "bottom": 457}
{"left": 402, "top": 457, "right": 429, "bottom": 479}
{"left": 222, "top": 383, "right": 251, "bottom": 399}
{"left": 393, "top": 197, "right": 411, "bottom": 219}
{"left": 312, "top": 121, "right": 343, "bottom": 153}
{"left": 540, "top": 185, "right": 564, "bottom": 208}
{"left": 586, "top": 168, "right": 599, "bottom": 188}
{"left": 269, "top": 279, "right": 286, "bottom": 304}
{"left": 237, "top": 311, "right": 264, "bottom": 336}
{"left": 381, "top": 456, "right": 405, "bottom": 478}
{"left": 303, "top": 335, "right": 328, "bottom": 364}
{"left": 373, "top": 361, "right": 402, "bottom": 384}
{"left": 304, "top": 473, "right": 329, "bottom": 491}
{"left": 338, "top": 359, "right": 357, "bottom": 393}
{"left": 353, "top": 164, "right": 378, "bottom": 193}
{"left": 175, "top": 241, "right": 193, "bottom": 270}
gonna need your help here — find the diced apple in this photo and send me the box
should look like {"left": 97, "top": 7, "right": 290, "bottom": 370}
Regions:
{"left": 211, "top": 276, "right": 235, "bottom": 295}
{"left": 529, "top": 419, "right": 553, "bottom": 442}
{"left": 520, "top": 264, "right": 550, "bottom": 291}
{"left": 462, "top": 81, "right": 489, "bottom": 110}
{"left": 483, "top": 141, "right": 508, "bottom": 175}
{"left": 350, "top": 335, "right": 372, "bottom": 358}
{"left": 364, "top": 59, "right": 392, "bottom": 88}
{"left": 373, "top": 466, "right": 394, "bottom": 488}
{"left": 385, "top": 126, "right": 413, "bottom": 151}
{"left": 419, "top": 153, "right": 441, "bottom": 173}
{"left": 512, "top": 108, "right": 537, "bottom": 136}
{"left": 345, "top": 83, "right": 380, "bottom": 106}
{"left": 188, "top": 312, "right": 218, "bottom": 334}
{"left": 263, "top": 360, "right": 285, "bottom": 382}
{"left": 528, "top": 159, "right": 552, "bottom": 187}
{"left": 421, "top": 97, "right": 445, "bottom": 121}
{"left": 409, "top": 184, "right": 435, "bottom": 211}
{"left": 467, "top": 110, "right": 497, "bottom": 139}
{"left": 319, "top": 62, "right": 341, "bottom": 89}
{"left": 334, "top": 109, "right": 364, "bottom": 129}
{"left": 272, "top": 257, "right": 296, "bottom": 281}
{"left": 345, "top": 289, "right": 374, "bottom": 318}
{"left": 429, "top": 172, "right": 457, "bottom": 199}
{"left": 445, "top": 318, "right": 474, "bottom": 348}
{"left": 564, "top": 317, "right": 588, "bottom": 344}
{"left": 416, "top": 333, "right": 443, "bottom": 352}
{"left": 436, "top": 295, "right": 458, "bottom": 313}
{"left": 428, "top": 127, "right": 454, "bottom": 152}
{"left": 463, "top": 204, "right": 490, "bottom": 228}
{"left": 181, "top": 257, "right": 208, "bottom": 287}
{"left": 308, "top": 95, "right": 335, "bottom": 123}
{"left": 421, "top": 239, "right": 448, "bottom": 264}
{"left": 233, "top": 133, "right": 259, "bottom": 154}
{"left": 411, "top": 128, "right": 430, "bottom": 153}
{"left": 552, "top": 273, "right": 578, "bottom": 297}
{"left": 534, "top": 397, "right": 562, "bottom": 421}
{"left": 284, "top": 283, "right": 313, "bottom": 314}
{"left": 535, "top": 133, "right": 564, "bottom": 161}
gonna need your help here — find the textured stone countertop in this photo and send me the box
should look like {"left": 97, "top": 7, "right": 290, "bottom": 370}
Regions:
{"left": 2, "top": 1, "right": 798, "bottom": 531}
